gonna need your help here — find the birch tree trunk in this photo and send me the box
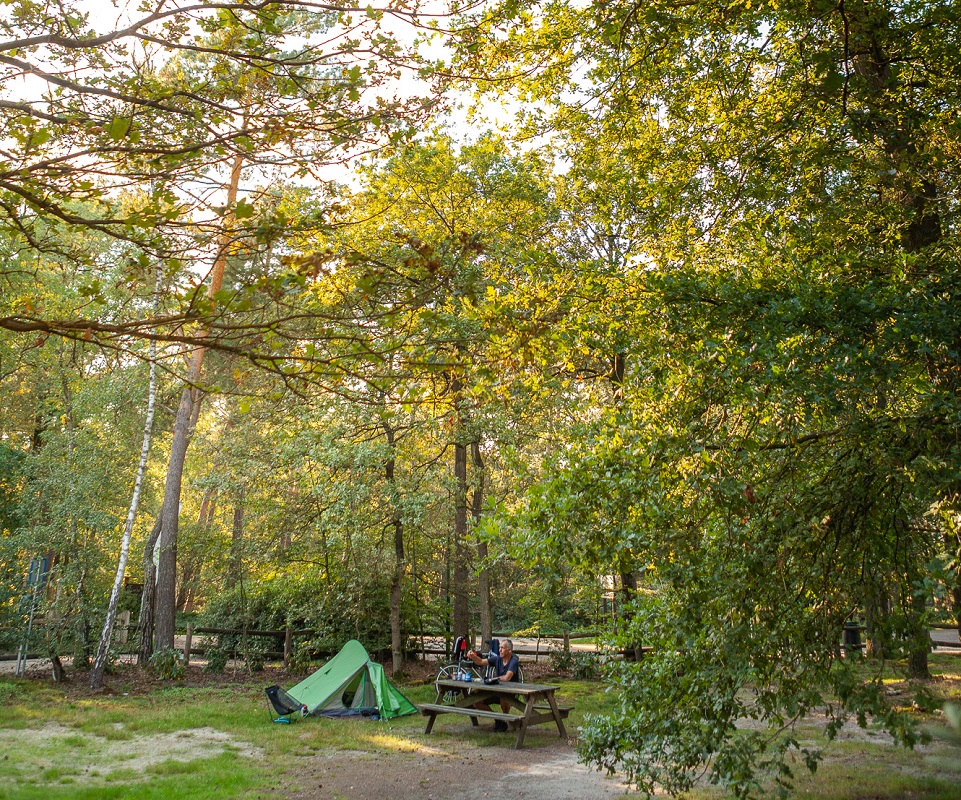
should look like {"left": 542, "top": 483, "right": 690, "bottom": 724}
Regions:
{"left": 90, "top": 337, "right": 159, "bottom": 689}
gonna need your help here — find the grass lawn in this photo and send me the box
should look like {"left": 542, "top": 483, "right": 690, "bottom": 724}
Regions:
{"left": 0, "top": 651, "right": 958, "bottom": 799}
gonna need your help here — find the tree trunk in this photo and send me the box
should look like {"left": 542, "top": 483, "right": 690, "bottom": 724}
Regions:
{"left": 864, "top": 578, "right": 890, "bottom": 660}
{"left": 152, "top": 152, "right": 243, "bottom": 651}
{"left": 904, "top": 529, "right": 931, "bottom": 680}
{"left": 384, "top": 422, "right": 406, "bottom": 674}
{"left": 137, "top": 516, "right": 163, "bottom": 664}
{"left": 620, "top": 566, "right": 643, "bottom": 662}
{"left": 154, "top": 385, "right": 199, "bottom": 649}
{"left": 609, "top": 349, "right": 642, "bottom": 661}
{"left": 227, "top": 488, "right": 245, "bottom": 588}
{"left": 471, "top": 442, "right": 492, "bottom": 646}
{"left": 90, "top": 336, "right": 158, "bottom": 690}
{"left": 453, "top": 439, "right": 470, "bottom": 640}
{"left": 906, "top": 585, "right": 931, "bottom": 681}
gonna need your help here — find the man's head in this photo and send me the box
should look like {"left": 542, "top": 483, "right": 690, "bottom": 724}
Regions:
{"left": 500, "top": 639, "right": 513, "bottom": 657}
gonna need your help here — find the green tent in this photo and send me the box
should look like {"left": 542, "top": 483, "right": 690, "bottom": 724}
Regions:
{"left": 287, "top": 639, "right": 417, "bottom": 720}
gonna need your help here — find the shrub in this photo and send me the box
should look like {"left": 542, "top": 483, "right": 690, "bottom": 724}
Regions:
{"left": 200, "top": 567, "right": 398, "bottom": 655}
{"left": 548, "top": 648, "right": 601, "bottom": 680}
{"left": 202, "top": 645, "right": 229, "bottom": 674}
{"left": 149, "top": 647, "right": 185, "bottom": 680}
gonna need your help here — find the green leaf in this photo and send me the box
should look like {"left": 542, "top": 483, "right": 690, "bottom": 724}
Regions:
{"left": 106, "top": 117, "right": 130, "bottom": 141}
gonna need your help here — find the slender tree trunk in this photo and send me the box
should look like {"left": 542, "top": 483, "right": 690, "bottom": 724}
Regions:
{"left": 471, "top": 442, "right": 491, "bottom": 646}
{"left": 227, "top": 487, "right": 245, "bottom": 587}
{"left": 610, "top": 349, "right": 642, "bottom": 661}
{"left": 453, "top": 439, "right": 470, "bottom": 639}
{"left": 90, "top": 336, "right": 158, "bottom": 689}
{"left": 906, "top": 590, "right": 931, "bottom": 680}
{"left": 384, "top": 422, "right": 406, "bottom": 674}
{"left": 153, "top": 153, "right": 243, "bottom": 651}
{"left": 903, "top": 526, "right": 931, "bottom": 680}
{"left": 619, "top": 566, "right": 643, "bottom": 662}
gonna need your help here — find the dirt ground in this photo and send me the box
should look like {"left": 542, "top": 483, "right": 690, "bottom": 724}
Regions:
{"left": 284, "top": 741, "right": 630, "bottom": 800}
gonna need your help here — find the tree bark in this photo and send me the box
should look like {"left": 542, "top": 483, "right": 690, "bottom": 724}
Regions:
{"left": 471, "top": 442, "right": 492, "bottom": 646}
{"left": 154, "top": 385, "right": 199, "bottom": 649}
{"left": 227, "top": 487, "right": 245, "bottom": 588}
{"left": 864, "top": 578, "right": 890, "bottom": 660}
{"left": 453, "top": 438, "right": 470, "bottom": 640}
{"left": 137, "top": 515, "right": 162, "bottom": 664}
{"left": 153, "top": 152, "right": 243, "bottom": 651}
{"left": 906, "top": 584, "right": 931, "bottom": 681}
{"left": 384, "top": 421, "right": 406, "bottom": 674}
{"left": 90, "top": 334, "right": 158, "bottom": 689}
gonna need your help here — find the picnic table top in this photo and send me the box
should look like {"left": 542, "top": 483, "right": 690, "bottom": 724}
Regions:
{"left": 434, "top": 679, "right": 560, "bottom": 695}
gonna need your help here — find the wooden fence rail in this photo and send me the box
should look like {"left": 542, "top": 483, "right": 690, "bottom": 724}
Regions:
{"left": 2, "top": 625, "right": 597, "bottom": 666}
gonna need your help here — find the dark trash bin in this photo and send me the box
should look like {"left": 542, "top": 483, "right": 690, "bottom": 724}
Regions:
{"left": 842, "top": 620, "right": 862, "bottom": 655}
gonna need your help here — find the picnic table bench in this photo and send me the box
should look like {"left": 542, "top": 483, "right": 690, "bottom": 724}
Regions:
{"left": 420, "top": 679, "right": 571, "bottom": 749}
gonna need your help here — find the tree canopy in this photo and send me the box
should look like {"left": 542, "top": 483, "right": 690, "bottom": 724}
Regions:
{"left": 2, "top": 1, "right": 960, "bottom": 798}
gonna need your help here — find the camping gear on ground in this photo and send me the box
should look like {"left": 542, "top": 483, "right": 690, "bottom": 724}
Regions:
{"left": 285, "top": 639, "right": 417, "bottom": 719}
{"left": 264, "top": 684, "right": 307, "bottom": 724}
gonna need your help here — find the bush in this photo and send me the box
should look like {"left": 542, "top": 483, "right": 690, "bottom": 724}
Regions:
{"left": 200, "top": 568, "right": 398, "bottom": 655}
{"left": 149, "top": 647, "right": 185, "bottom": 680}
{"left": 287, "top": 644, "right": 314, "bottom": 675}
{"left": 242, "top": 638, "right": 268, "bottom": 672}
{"left": 202, "top": 645, "right": 230, "bottom": 674}
{"left": 548, "top": 648, "right": 601, "bottom": 680}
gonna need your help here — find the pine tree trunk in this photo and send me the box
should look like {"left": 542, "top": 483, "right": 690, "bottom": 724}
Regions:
{"left": 152, "top": 153, "right": 243, "bottom": 651}
{"left": 154, "top": 385, "right": 199, "bottom": 650}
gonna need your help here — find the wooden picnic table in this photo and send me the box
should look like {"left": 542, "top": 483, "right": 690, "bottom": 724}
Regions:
{"left": 419, "top": 679, "right": 571, "bottom": 749}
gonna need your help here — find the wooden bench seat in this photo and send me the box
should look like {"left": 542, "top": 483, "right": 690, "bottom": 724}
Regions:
{"left": 418, "top": 703, "right": 516, "bottom": 725}
{"left": 533, "top": 704, "right": 573, "bottom": 718}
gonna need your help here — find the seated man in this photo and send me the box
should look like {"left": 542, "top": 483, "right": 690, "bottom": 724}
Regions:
{"left": 466, "top": 639, "right": 519, "bottom": 732}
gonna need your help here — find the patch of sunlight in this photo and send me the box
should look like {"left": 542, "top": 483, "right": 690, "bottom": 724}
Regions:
{"left": 365, "top": 733, "right": 444, "bottom": 753}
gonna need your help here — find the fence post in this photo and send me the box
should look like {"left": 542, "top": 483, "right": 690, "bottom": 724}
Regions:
{"left": 284, "top": 627, "right": 293, "bottom": 669}
{"left": 184, "top": 623, "right": 192, "bottom": 667}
